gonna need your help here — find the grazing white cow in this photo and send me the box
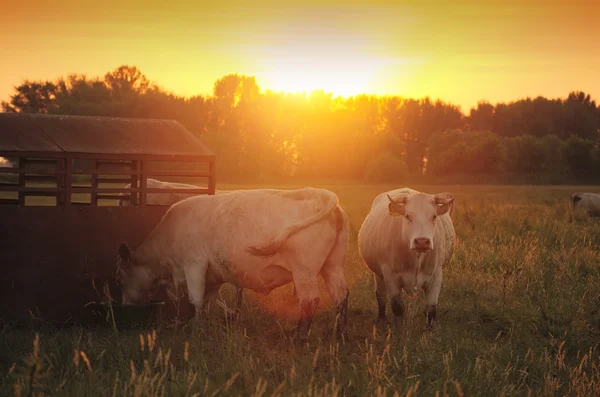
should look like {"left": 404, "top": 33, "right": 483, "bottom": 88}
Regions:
{"left": 119, "top": 179, "right": 252, "bottom": 311}
{"left": 571, "top": 192, "right": 600, "bottom": 217}
{"left": 116, "top": 187, "right": 350, "bottom": 342}
{"left": 358, "top": 188, "right": 455, "bottom": 328}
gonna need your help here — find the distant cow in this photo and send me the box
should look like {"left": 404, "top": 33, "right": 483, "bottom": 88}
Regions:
{"left": 571, "top": 192, "right": 600, "bottom": 217}
{"left": 116, "top": 187, "right": 350, "bottom": 342}
{"left": 358, "top": 188, "right": 455, "bottom": 328}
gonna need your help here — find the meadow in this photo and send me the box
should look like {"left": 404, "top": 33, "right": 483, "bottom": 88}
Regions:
{"left": 1, "top": 184, "right": 600, "bottom": 396}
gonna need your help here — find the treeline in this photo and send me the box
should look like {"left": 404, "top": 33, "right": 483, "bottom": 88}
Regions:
{"left": 3, "top": 65, "right": 599, "bottom": 183}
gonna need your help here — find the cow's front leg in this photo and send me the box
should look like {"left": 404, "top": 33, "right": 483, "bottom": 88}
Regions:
{"left": 375, "top": 275, "right": 388, "bottom": 326}
{"left": 423, "top": 266, "right": 443, "bottom": 328}
{"left": 293, "top": 276, "right": 320, "bottom": 344}
{"left": 235, "top": 287, "right": 244, "bottom": 313}
{"left": 381, "top": 265, "right": 404, "bottom": 320}
{"left": 184, "top": 264, "right": 207, "bottom": 321}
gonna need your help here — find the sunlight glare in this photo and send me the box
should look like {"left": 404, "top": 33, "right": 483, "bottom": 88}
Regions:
{"left": 263, "top": 55, "right": 386, "bottom": 97}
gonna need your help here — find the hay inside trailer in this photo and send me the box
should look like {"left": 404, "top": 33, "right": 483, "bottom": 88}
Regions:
{"left": 0, "top": 113, "right": 216, "bottom": 324}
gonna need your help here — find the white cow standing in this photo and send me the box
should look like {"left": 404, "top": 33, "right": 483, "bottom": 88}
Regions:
{"left": 116, "top": 187, "right": 350, "bottom": 342}
{"left": 358, "top": 188, "right": 455, "bottom": 328}
{"left": 571, "top": 192, "right": 600, "bottom": 217}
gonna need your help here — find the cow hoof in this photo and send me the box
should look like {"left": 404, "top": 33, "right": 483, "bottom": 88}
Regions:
{"left": 375, "top": 317, "right": 388, "bottom": 330}
{"left": 426, "top": 304, "right": 437, "bottom": 328}
{"left": 293, "top": 334, "right": 309, "bottom": 346}
{"left": 391, "top": 299, "right": 405, "bottom": 317}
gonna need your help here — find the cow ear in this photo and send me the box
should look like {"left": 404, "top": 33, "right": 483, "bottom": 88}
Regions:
{"left": 118, "top": 242, "right": 131, "bottom": 262}
{"left": 434, "top": 193, "right": 454, "bottom": 216}
{"left": 387, "top": 194, "right": 407, "bottom": 216}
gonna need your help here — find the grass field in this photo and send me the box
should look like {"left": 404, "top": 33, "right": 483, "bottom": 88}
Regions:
{"left": 2, "top": 184, "right": 600, "bottom": 396}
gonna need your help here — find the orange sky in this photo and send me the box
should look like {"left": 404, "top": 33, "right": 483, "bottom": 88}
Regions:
{"left": 1, "top": 0, "right": 599, "bottom": 112}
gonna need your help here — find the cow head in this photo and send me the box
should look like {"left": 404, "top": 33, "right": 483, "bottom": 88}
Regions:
{"left": 115, "top": 242, "right": 167, "bottom": 305}
{"left": 387, "top": 192, "right": 454, "bottom": 253}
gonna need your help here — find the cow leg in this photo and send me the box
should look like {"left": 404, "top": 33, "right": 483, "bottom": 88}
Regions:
{"left": 321, "top": 260, "right": 350, "bottom": 341}
{"left": 235, "top": 287, "right": 244, "bottom": 312}
{"left": 184, "top": 264, "right": 207, "bottom": 321}
{"left": 375, "top": 274, "right": 387, "bottom": 326}
{"left": 292, "top": 274, "right": 321, "bottom": 344}
{"left": 423, "top": 267, "right": 443, "bottom": 328}
{"left": 320, "top": 206, "right": 350, "bottom": 340}
{"left": 203, "top": 283, "right": 220, "bottom": 316}
{"left": 381, "top": 265, "right": 404, "bottom": 319}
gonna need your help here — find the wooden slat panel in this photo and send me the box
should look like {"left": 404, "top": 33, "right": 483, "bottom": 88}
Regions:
{"left": 72, "top": 170, "right": 140, "bottom": 176}
{"left": 140, "top": 159, "right": 147, "bottom": 206}
{"left": 22, "top": 158, "right": 59, "bottom": 166}
{"left": 0, "top": 186, "right": 64, "bottom": 193}
{"left": 22, "top": 191, "right": 60, "bottom": 197}
{"left": 0, "top": 168, "right": 65, "bottom": 175}
{"left": 145, "top": 188, "right": 210, "bottom": 194}
{"left": 97, "top": 178, "right": 132, "bottom": 184}
{"left": 0, "top": 182, "right": 17, "bottom": 187}
{"left": 18, "top": 158, "right": 25, "bottom": 205}
{"left": 208, "top": 161, "right": 216, "bottom": 195}
{"left": 71, "top": 187, "right": 140, "bottom": 193}
{"left": 147, "top": 170, "right": 212, "bottom": 177}
{"left": 0, "top": 198, "right": 19, "bottom": 205}
{"left": 98, "top": 195, "right": 129, "bottom": 201}
{"left": 24, "top": 175, "right": 60, "bottom": 183}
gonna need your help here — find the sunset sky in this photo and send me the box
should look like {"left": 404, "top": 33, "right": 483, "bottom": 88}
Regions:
{"left": 1, "top": 0, "right": 599, "bottom": 111}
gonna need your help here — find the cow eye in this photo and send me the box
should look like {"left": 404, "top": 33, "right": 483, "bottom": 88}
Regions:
{"left": 432, "top": 215, "right": 437, "bottom": 222}
{"left": 405, "top": 214, "right": 412, "bottom": 223}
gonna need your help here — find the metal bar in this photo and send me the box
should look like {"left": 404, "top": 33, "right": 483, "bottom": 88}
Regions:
{"left": 96, "top": 160, "right": 133, "bottom": 168}
{"left": 91, "top": 160, "right": 98, "bottom": 206}
{"left": 145, "top": 188, "right": 209, "bottom": 194}
{"left": 0, "top": 151, "right": 215, "bottom": 162}
{"left": 56, "top": 158, "right": 65, "bottom": 206}
{"left": 23, "top": 175, "right": 59, "bottom": 183}
{"left": 72, "top": 170, "right": 139, "bottom": 176}
{"left": 5, "top": 186, "right": 211, "bottom": 194}
{"left": 22, "top": 158, "right": 59, "bottom": 166}
{"left": 97, "top": 195, "right": 130, "bottom": 201}
{"left": 65, "top": 156, "right": 72, "bottom": 206}
{"left": 0, "top": 186, "right": 64, "bottom": 193}
{"left": 146, "top": 170, "right": 213, "bottom": 177}
{"left": 140, "top": 159, "right": 147, "bottom": 206}
{"left": 97, "top": 178, "right": 133, "bottom": 184}
{"left": 70, "top": 187, "right": 141, "bottom": 193}
{"left": 18, "top": 158, "right": 25, "bottom": 205}
{"left": 0, "top": 168, "right": 65, "bottom": 175}
{"left": 22, "top": 191, "right": 60, "bottom": 197}
{"left": 131, "top": 160, "right": 139, "bottom": 205}
{"left": 208, "top": 160, "right": 216, "bottom": 195}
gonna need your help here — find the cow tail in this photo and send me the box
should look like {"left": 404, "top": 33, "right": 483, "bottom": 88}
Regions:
{"left": 247, "top": 191, "right": 339, "bottom": 257}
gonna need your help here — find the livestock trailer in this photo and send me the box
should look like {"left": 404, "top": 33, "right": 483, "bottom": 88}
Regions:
{"left": 0, "top": 113, "right": 216, "bottom": 324}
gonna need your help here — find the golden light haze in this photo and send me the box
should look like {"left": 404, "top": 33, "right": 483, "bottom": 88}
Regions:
{"left": 1, "top": 0, "right": 599, "bottom": 110}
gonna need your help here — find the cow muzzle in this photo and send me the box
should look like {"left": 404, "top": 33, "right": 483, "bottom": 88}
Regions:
{"left": 412, "top": 237, "right": 432, "bottom": 253}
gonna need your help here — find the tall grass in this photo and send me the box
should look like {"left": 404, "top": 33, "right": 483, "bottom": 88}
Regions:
{"left": 1, "top": 184, "right": 600, "bottom": 396}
